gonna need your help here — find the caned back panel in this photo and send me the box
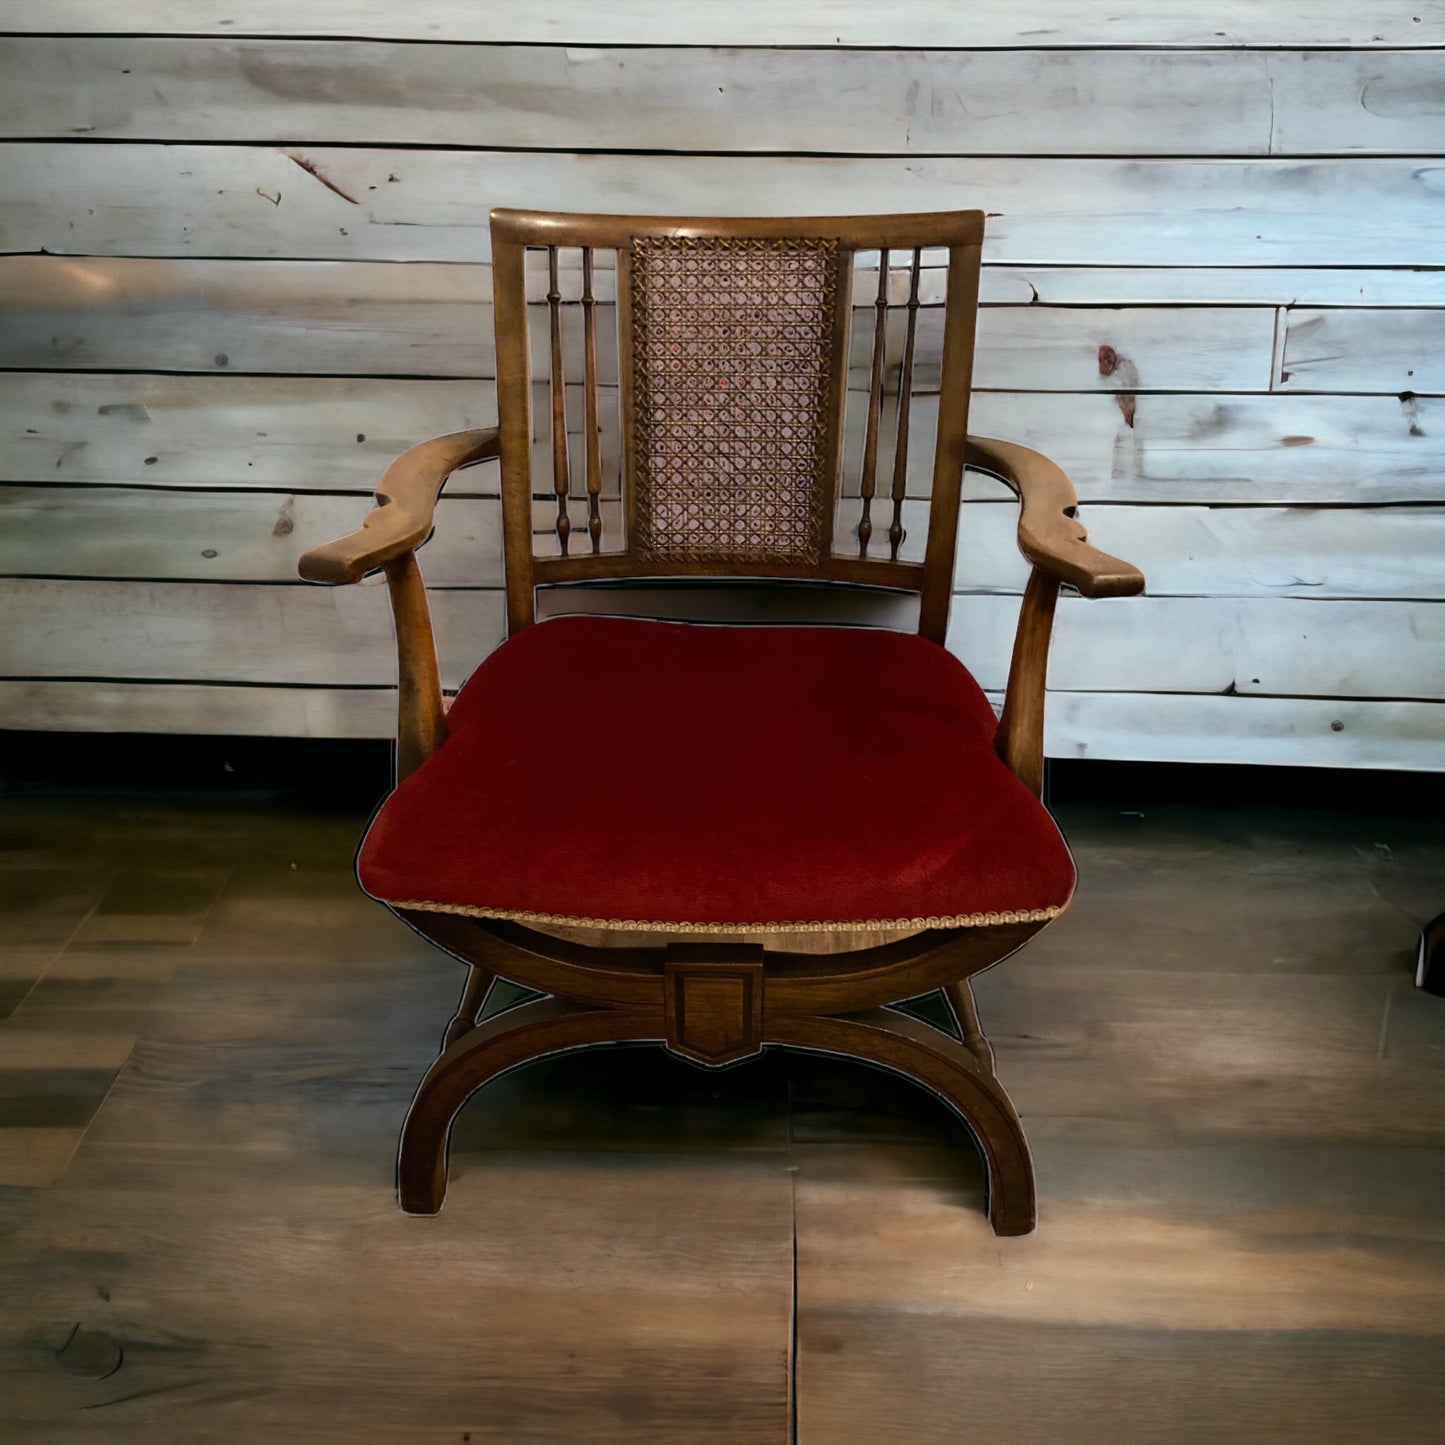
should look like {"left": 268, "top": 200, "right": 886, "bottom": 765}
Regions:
{"left": 629, "top": 236, "right": 844, "bottom": 567}
{"left": 488, "top": 209, "right": 984, "bottom": 640}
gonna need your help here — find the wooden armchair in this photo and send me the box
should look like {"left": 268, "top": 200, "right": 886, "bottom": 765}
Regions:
{"left": 299, "top": 208, "right": 1143, "bottom": 1236}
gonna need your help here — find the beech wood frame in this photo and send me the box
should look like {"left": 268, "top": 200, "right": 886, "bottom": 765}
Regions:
{"left": 299, "top": 207, "right": 1144, "bottom": 1236}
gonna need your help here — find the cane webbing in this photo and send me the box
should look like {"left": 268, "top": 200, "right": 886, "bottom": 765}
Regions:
{"left": 629, "top": 236, "right": 841, "bottom": 565}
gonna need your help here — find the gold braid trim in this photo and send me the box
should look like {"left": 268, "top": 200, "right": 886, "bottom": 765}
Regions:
{"left": 384, "top": 900, "right": 1065, "bottom": 934}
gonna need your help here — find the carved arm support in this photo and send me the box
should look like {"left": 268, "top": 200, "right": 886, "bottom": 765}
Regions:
{"left": 965, "top": 436, "right": 1146, "bottom": 796}
{"left": 297, "top": 428, "right": 501, "bottom": 779}
{"left": 298, "top": 428, "right": 501, "bottom": 585}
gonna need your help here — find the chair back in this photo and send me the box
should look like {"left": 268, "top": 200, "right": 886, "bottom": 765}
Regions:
{"left": 490, "top": 209, "right": 984, "bottom": 641}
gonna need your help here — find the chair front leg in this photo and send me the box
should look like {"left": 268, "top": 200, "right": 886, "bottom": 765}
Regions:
{"left": 398, "top": 997, "right": 659, "bottom": 1214}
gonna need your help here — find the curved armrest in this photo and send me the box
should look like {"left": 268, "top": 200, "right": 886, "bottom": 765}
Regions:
{"left": 297, "top": 428, "right": 501, "bottom": 584}
{"left": 966, "top": 436, "right": 1144, "bottom": 598}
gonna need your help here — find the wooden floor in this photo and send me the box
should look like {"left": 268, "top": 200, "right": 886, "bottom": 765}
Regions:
{"left": 1, "top": 784, "right": 1443, "bottom": 1442}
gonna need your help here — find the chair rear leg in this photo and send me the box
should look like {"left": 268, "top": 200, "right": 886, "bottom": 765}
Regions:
{"left": 398, "top": 996, "right": 658, "bottom": 1214}
{"left": 943, "top": 978, "right": 996, "bottom": 1072}
{"left": 441, "top": 964, "right": 496, "bottom": 1051}
{"left": 772, "top": 1007, "right": 1035, "bottom": 1236}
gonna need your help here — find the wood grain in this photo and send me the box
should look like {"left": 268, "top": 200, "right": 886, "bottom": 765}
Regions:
{"left": 952, "top": 503, "right": 1445, "bottom": 601}
{"left": 0, "top": 680, "right": 400, "bottom": 737}
{"left": 0, "top": 488, "right": 502, "bottom": 584}
{"left": 0, "top": 257, "right": 1282, "bottom": 391}
{"left": 8, "top": 1, "right": 1443, "bottom": 47}
{"left": 8, "top": 582, "right": 1440, "bottom": 737}
{"left": 0, "top": 372, "right": 497, "bottom": 490}
{"left": 4, "top": 681, "right": 1439, "bottom": 770}
{"left": 0, "top": 578, "right": 504, "bottom": 686}
{"left": 6, "top": 147, "right": 1440, "bottom": 266}
{"left": 8, "top": 39, "right": 1439, "bottom": 157}
{"left": 1026, "top": 691, "right": 1445, "bottom": 771}
{"left": 961, "top": 391, "right": 1445, "bottom": 505}
{"left": 5, "top": 376, "right": 1439, "bottom": 505}
{"left": 1280, "top": 308, "right": 1445, "bottom": 394}
{"left": 950, "top": 594, "right": 1445, "bottom": 702}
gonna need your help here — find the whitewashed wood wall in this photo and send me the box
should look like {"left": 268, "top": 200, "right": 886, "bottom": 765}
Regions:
{"left": 1, "top": 1, "right": 1443, "bottom": 769}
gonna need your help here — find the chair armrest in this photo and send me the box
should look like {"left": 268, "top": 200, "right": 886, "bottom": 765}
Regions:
{"left": 297, "top": 428, "right": 501, "bottom": 584}
{"left": 966, "top": 435, "right": 1145, "bottom": 599}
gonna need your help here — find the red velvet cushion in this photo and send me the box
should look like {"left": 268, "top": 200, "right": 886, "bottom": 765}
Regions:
{"left": 358, "top": 616, "right": 1074, "bottom": 932}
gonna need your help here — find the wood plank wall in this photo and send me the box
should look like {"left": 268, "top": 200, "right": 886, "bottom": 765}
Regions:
{"left": 1, "top": 1, "right": 1442, "bottom": 769}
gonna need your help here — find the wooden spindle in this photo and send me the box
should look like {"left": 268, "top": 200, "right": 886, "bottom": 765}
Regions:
{"left": 888, "top": 248, "right": 922, "bottom": 561}
{"left": 582, "top": 247, "right": 603, "bottom": 554}
{"left": 858, "top": 247, "right": 889, "bottom": 557}
{"left": 944, "top": 979, "right": 996, "bottom": 1072}
{"left": 547, "top": 246, "right": 571, "bottom": 555}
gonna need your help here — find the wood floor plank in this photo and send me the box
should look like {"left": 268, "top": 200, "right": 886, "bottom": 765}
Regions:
{"left": 0, "top": 952, "right": 50, "bottom": 1021}
{"left": 0, "top": 1127, "right": 85, "bottom": 1187}
{"left": 66, "top": 866, "right": 230, "bottom": 949}
{"left": 0, "top": 872, "right": 108, "bottom": 951}
{"left": 789, "top": 794, "right": 1445, "bottom": 1443}
{"left": 793, "top": 1137, "right": 1445, "bottom": 1443}
{"left": 1044, "top": 800, "right": 1445, "bottom": 977}
{"left": 3, "top": 1153, "right": 795, "bottom": 1443}
{"left": 0, "top": 804, "right": 797, "bottom": 1441}
{"left": 0, "top": 1029, "right": 136, "bottom": 1072}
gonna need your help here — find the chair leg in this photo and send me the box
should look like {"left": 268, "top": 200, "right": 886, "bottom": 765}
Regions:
{"left": 943, "top": 978, "right": 996, "bottom": 1072}
{"left": 771, "top": 1007, "right": 1036, "bottom": 1236}
{"left": 397, "top": 996, "right": 658, "bottom": 1215}
{"left": 441, "top": 964, "right": 495, "bottom": 1051}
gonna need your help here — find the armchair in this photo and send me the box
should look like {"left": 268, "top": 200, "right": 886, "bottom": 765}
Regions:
{"left": 300, "top": 208, "right": 1143, "bottom": 1235}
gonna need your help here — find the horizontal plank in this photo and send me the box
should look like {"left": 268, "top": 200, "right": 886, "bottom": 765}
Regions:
{"left": 3, "top": 40, "right": 1272, "bottom": 154}
{"left": 0, "top": 372, "right": 493, "bottom": 489}
{"left": 14, "top": 249, "right": 1439, "bottom": 311}
{"left": 1280, "top": 308, "right": 1445, "bottom": 393}
{"left": 11, "top": 582, "right": 1430, "bottom": 701}
{"left": 6, "top": 40, "right": 1441, "bottom": 157}
{"left": 951, "top": 594, "right": 1445, "bottom": 700}
{"left": 26, "top": 250, "right": 1444, "bottom": 310}
{"left": 771, "top": 497, "right": 1445, "bottom": 601}
{"left": 0, "top": 484, "right": 627, "bottom": 583}
{"left": 1022, "top": 691, "right": 1445, "bottom": 770}
{"left": 3, "top": 374, "right": 1441, "bottom": 505}
{"left": 0, "top": 577, "right": 506, "bottom": 687}
{"left": 11, "top": 485, "right": 1440, "bottom": 603}
{"left": 955, "top": 503, "right": 1445, "bottom": 600}
{"left": 0, "top": 579, "right": 932, "bottom": 687}
{"left": 967, "top": 392, "right": 1445, "bottom": 504}
{"left": 0, "top": 256, "right": 493, "bottom": 376}
{"left": 4, "top": 147, "right": 1442, "bottom": 266}
{"left": 7, "top": 1, "right": 1441, "bottom": 48}
{"left": 974, "top": 307, "right": 1276, "bottom": 392}
{"left": 0, "top": 487, "right": 503, "bottom": 585}
{"left": 980, "top": 267, "right": 1445, "bottom": 308}
{"left": 0, "top": 678, "right": 400, "bottom": 737}
{"left": 0, "top": 258, "right": 1280, "bottom": 390}
{"left": 1269, "top": 51, "right": 1445, "bottom": 154}
{"left": 3, "top": 682, "right": 1441, "bottom": 771}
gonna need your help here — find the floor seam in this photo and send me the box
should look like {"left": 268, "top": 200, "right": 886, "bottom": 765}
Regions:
{"left": 789, "top": 1164, "right": 799, "bottom": 1445}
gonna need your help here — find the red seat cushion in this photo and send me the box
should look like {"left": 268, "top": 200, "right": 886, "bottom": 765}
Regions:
{"left": 358, "top": 615, "right": 1075, "bottom": 933}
